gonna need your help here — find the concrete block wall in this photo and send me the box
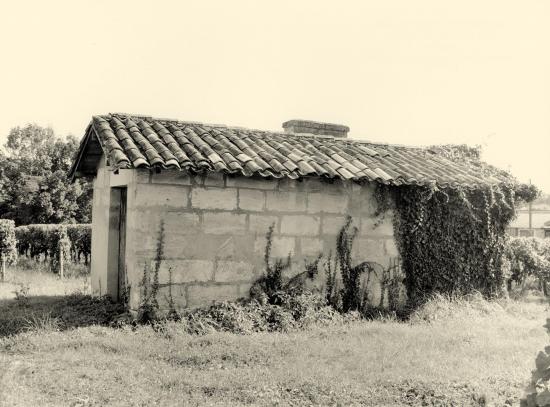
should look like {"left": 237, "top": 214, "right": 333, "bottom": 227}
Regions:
{"left": 116, "top": 169, "right": 402, "bottom": 311}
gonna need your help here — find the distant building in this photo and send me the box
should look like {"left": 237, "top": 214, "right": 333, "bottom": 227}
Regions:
{"left": 507, "top": 204, "right": 550, "bottom": 238}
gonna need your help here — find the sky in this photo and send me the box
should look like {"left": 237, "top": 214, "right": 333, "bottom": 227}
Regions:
{"left": 0, "top": 0, "right": 549, "bottom": 191}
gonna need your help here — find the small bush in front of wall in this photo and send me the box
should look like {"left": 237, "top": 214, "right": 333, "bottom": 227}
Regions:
{"left": 165, "top": 293, "right": 357, "bottom": 335}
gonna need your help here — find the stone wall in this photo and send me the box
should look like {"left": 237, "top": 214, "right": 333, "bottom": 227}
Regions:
{"left": 90, "top": 165, "right": 403, "bottom": 311}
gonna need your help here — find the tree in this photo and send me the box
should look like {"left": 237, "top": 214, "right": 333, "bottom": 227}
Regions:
{"left": 28, "top": 171, "right": 83, "bottom": 223}
{"left": 0, "top": 124, "right": 91, "bottom": 225}
{"left": 5, "top": 124, "right": 56, "bottom": 175}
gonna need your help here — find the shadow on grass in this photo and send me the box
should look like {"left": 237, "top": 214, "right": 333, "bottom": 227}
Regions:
{"left": 0, "top": 294, "right": 126, "bottom": 337}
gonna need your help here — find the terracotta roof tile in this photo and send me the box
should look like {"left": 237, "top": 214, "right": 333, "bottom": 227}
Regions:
{"left": 71, "top": 113, "right": 512, "bottom": 187}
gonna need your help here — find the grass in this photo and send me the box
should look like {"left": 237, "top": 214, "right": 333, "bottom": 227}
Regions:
{"left": 0, "top": 264, "right": 124, "bottom": 338}
{"left": 0, "top": 270, "right": 548, "bottom": 406}
{"left": 0, "top": 259, "right": 90, "bottom": 300}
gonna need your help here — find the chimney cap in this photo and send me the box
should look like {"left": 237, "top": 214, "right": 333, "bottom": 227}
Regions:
{"left": 282, "top": 119, "right": 349, "bottom": 138}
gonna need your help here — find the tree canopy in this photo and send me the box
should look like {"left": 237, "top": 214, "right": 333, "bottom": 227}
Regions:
{"left": 0, "top": 124, "right": 91, "bottom": 225}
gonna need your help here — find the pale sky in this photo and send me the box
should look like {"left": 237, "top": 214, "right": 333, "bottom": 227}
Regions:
{"left": 1, "top": 1, "right": 549, "bottom": 191}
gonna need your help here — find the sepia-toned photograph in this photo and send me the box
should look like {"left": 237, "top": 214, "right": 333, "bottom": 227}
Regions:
{"left": 1, "top": 1, "right": 549, "bottom": 406}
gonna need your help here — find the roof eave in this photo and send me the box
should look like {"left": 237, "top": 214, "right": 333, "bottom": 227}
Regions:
{"left": 68, "top": 122, "right": 104, "bottom": 182}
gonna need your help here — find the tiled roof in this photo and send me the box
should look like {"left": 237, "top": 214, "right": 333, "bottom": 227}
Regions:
{"left": 69, "top": 113, "right": 510, "bottom": 188}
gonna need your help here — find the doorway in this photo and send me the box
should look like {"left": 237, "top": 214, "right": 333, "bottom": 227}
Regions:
{"left": 108, "top": 187, "right": 127, "bottom": 302}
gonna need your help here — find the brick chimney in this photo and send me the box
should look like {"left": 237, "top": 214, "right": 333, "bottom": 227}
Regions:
{"left": 282, "top": 119, "right": 349, "bottom": 138}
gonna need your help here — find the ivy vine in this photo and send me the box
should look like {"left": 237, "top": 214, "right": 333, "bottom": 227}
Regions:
{"left": 374, "top": 182, "right": 531, "bottom": 306}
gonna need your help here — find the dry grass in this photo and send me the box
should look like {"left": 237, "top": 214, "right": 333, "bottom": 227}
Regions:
{"left": 0, "top": 261, "right": 90, "bottom": 300}
{"left": 0, "top": 270, "right": 548, "bottom": 406}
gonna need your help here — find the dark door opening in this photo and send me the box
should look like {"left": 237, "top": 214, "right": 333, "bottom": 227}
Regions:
{"left": 108, "top": 187, "right": 128, "bottom": 302}
{"left": 117, "top": 188, "right": 127, "bottom": 302}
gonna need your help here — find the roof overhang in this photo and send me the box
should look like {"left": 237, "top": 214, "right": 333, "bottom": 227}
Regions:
{"left": 68, "top": 123, "right": 104, "bottom": 181}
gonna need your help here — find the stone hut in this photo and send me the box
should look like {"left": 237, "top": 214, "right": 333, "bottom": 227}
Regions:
{"left": 70, "top": 113, "right": 493, "bottom": 312}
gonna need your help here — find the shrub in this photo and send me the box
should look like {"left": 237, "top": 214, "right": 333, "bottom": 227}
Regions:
{"left": 504, "top": 237, "right": 550, "bottom": 292}
{"left": 168, "top": 293, "right": 353, "bottom": 335}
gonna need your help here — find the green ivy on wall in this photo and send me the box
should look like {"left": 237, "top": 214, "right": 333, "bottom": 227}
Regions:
{"left": 374, "top": 182, "right": 531, "bottom": 306}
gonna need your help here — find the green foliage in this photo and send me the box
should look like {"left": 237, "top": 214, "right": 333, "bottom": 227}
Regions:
{"left": 304, "top": 253, "right": 322, "bottom": 279}
{"left": 138, "top": 221, "right": 164, "bottom": 323}
{"left": 335, "top": 215, "right": 381, "bottom": 312}
{"left": 0, "top": 219, "right": 17, "bottom": 265}
{"left": 0, "top": 124, "right": 92, "bottom": 225}
{"left": 376, "top": 257, "right": 404, "bottom": 312}
{"left": 4, "top": 124, "right": 56, "bottom": 175}
{"left": 28, "top": 170, "right": 90, "bottom": 224}
{"left": 284, "top": 254, "right": 323, "bottom": 295}
{"left": 65, "top": 224, "right": 92, "bottom": 263}
{"left": 250, "top": 223, "right": 292, "bottom": 304}
{"left": 169, "top": 294, "right": 355, "bottom": 335}
{"left": 166, "top": 266, "right": 180, "bottom": 322}
{"left": 514, "top": 183, "right": 542, "bottom": 205}
{"left": 429, "top": 144, "right": 510, "bottom": 183}
{"left": 324, "top": 251, "right": 341, "bottom": 309}
{"left": 15, "top": 224, "right": 91, "bottom": 264}
{"left": 336, "top": 216, "right": 360, "bottom": 311}
{"left": 429, "top": 143, "right": 540, "bottom": 205}
{"left": 389, "top": 183, "right": 517, "bottom": 305}
{"left": 429, "top": 143, "right": 482, "bottom": 161}
{"left": 504, "top": 237, "right": 550, "bottom": 288}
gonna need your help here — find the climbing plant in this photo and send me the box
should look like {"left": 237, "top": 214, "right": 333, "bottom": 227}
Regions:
{"left": 374, "top": 182, "right": 533, "bottom": 306}
{"left": 250, "top": 223, "right": 292, "bottom": 305}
